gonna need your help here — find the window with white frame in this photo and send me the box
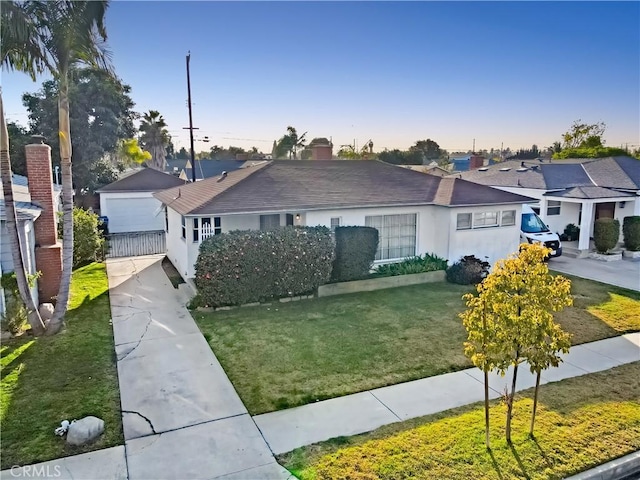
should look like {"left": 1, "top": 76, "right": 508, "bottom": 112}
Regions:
{"left": 473, "top": 211, "right": 499, "bottom": 228}
{"left": 181, "top": 216, "right": 186, "bottom": 239}
{"left": 501, "top": 210, "right": 516, "bottom": 226}
{"left": 260, "top": 214, "right": 280, "bottom": 230}
{"left": 547, "top": 200, "right": 561, "bottom": 216}
{"left": 456, "top": 213, "right": 472, "bottom": 230}
{"left": 193, "top": 217, "right": 221, "bottom": 242}
{"left": 365, "top": 213, "right": 417, "bottom": 261}
{"left": 330, "top": 217, "right": 341, "bottom": 230}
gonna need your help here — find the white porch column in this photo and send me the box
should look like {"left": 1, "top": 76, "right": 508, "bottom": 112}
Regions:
{"left": 578, "top": 201, "right": 594, "bottom": 251}
{"left": 633, "top": 195, "right": 640, "bottom": 216}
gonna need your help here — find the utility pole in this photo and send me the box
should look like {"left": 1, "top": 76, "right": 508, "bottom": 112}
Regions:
{"left": 184, "top": 52, "right": 197, "bottom": 183}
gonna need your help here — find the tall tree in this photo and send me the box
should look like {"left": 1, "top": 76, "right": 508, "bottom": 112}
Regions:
{"left": 1, "top": 0, "right": 47, "bottom": 334}
{"left": 6, "top": 121, "right": 32, "bottom": 176}
{"left": 22, "top": 68, "right": 137, "bottom": 194}
{"left": 275, "top": 126, "right": 307, "bottom": 159}
{"left": 409, "top": 139, "right": 442, "bottom": 162}
{"left": 561, "top": 119, "right": 606, "bottom": 149}
{"left": 139, "top": 110, "right": 169, "bottom": 170}
{"left": 30, "top": 0, "right": 113, "bottom": 331}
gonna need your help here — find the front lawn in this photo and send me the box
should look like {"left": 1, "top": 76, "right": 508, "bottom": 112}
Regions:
{"left": 194, "top": 278, "right": 640, "bottom": 415}
{"left": 280, "top": 361, "right": 640, "bottom": 479}
{"left": 0, "top": 263, "right": 122, "bottom": 469}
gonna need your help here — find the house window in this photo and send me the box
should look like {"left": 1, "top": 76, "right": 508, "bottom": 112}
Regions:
{"left": 547, "top": 200, "right": 561, "bottom": 216}
{"left": 473, "top": 212, "right": 499, "bottom": 228}
{"left": 260, "top": 214, "right": 280, "bottom": 230}
{"left": 501, "top": 210, "right": 516, "bottom": 226}
{"left": 181, "top": 216, "right": 186, "bottom": 239}
{"left": 456, "top": 213, "right": 472, "bottom": 230}
{"left": 330, "top": 217, "right": 341, "bottom": 230}
{"left": 365, "top": 213, "right": 417, "bottom": 261}
{"left": 193, "top": 217, "right": 222, "bottom": 242}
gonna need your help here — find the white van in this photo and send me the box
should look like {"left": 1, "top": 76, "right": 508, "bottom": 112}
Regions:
{"left": 520, "top": 205, "right": 562, "bottom": 257}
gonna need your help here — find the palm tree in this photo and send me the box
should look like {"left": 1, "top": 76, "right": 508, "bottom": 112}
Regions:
{"left": 139, "top": 110, "right": 170, "bottom": 170}
{"left": 31, "top": 0, "right": 112, "bottom": 331}
{"left": 1, "top": 1, "right": 47, "bottom": 334}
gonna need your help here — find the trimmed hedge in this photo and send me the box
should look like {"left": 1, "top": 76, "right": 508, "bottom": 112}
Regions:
{"left": 331, "top": 226, "right": 379, "bottom": 282}
{"left": 623, "top": 216, "right": 640, "bottom": 251}
{"left": 593, "top": 218, "right": 620, "bottom": 253}
{"left": 446, "top": 255, "right": 490, "bottom": 285}
{"left": 195, "top": 226, "right": 334, "bottom": 307}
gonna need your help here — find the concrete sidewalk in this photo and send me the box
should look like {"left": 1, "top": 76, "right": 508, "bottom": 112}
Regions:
{"left": 108, "top": 255, "right": 292, "bottom": 480}
{"left": 549, "top": 256, "right": 640, "bottom": 292}
{"left": 254, "top": 332, "right": 640, "bottom": 455}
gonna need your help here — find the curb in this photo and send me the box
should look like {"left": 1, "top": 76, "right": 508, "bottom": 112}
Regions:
{"left": 564, "top": 451, "right": 640, "bottom": 480}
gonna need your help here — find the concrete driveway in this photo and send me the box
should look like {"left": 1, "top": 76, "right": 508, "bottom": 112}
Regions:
{"left": 107, "top": 255, "right": 292, "bottom": 480}
{"left": 549, "top": 256, "right": 640, "bottom": 291}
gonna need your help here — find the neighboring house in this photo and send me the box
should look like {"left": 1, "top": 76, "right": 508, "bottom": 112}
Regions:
{"left": 400, "top": 162, "right": 451, "bottom": 177}
{"left": 455, "top": 156, "right": 640, "bottom": 255}
{"left": 97, "top": 168, "right": 186, "bottom": 233}
{"left": 450, "top": 154, "right": 485, "bottom": 172}
{"left": 179, "top": 159, "right": 246, "bottom": 182}
{"left": 154, "top": 160, "right": 534, "bottom": 279}
{"left": 165, "top": 158, "right": 188, "bottom": 177}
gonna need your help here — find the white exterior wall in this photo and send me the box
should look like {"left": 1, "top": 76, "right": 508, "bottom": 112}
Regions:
{"left": 544, "top": 201, "right": 582, "bottom": 236}
{"left": 100, "top": 192, "right": 165, "bottom": 233}
{"left": 166, "top": 208, "right": 191, "bottom": 279}
{"left": 0, "top": 219, "right": 39, "bottom": 315}
{"left": 446, "top": 204, "right": 523, "bottom": 265}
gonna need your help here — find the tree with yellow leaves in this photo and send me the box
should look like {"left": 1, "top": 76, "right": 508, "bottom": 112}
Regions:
{"left": 462, "top": 243, "right": 573, "bottom": 444}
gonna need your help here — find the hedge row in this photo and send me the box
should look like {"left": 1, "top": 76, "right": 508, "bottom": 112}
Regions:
{"left": 195, "top": 227, "right": 334, "bottom": 307}
{"left": 331, "top": 226, "right": 379, "bottom": 282}
{"left": 623, "top": 216, "right": 640, "bottom": 251}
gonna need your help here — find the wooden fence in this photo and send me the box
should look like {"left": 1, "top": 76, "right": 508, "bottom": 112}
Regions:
{"left": 105, "top": 230, "right": 166, "bottom": 258}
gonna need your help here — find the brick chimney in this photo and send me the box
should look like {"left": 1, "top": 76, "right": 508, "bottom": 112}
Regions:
{"left": 25, "top": 140, "right": 62, "bottom": 304}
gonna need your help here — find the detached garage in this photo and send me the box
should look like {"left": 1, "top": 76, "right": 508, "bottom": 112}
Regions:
{"left": 98, "top": 168, "right": 186, "bottom": 234}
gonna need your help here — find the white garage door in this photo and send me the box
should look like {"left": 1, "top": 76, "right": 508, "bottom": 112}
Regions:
{"left": 104, "top": 197, "right": 164, "bottom": 233}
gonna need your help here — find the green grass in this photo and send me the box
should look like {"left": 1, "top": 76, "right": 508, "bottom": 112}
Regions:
{"left": 194, "top": 278, "right": 640, "bottom": 415}
{"left": 0, "top": 263, "right": 122, "bottom": 469}
{"left": 280, "top": 362, "right": 640, "bottom": 480}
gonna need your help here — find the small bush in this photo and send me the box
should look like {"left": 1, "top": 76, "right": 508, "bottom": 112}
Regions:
{"left": 59, "top": 208, "right": 106, "bottom": 267}
{"left": 446, "top": 255, "right": 490, "bottom": 285}
{"left": 563, "top": 223, "right": 580, "bottom": 241}
{"left": 593, "top": 218, "right": 620, "bottom": 253}
{"left": 195, "top": 226, "right": 334, "bottom": 307}
{"left": 0, "top": 272, "right": 39, "bottom": 334}
{"left": 622, "top": 216, "right": 640, "bottom": 251}
{"left": 374, "top": 253, "right": 448, "bottom": 277}
{"left": 331, "top": 226, "right": 379, "bottom": 282}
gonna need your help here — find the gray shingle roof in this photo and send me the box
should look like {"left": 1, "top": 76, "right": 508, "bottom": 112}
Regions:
{"left": 456, "top": 156, "right": 640, "bottom": 192}
{"left": 182, "top": 160, "right": 247, "bottom": 180}
{"left": 0, "top": 200, "right": 42, "bottom": 221}
{"left": 155, "top": 160, "right": 533, "bottom": 216}
{"left": 97, "top": 168, "right": 187, "bottom": 193}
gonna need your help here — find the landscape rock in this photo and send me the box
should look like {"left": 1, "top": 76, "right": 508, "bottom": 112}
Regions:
{"left": 66, "top": 416, "right": 105, "bottom": 446}
{"left": 39, "top": 303, "right": 55, "bottom": 321}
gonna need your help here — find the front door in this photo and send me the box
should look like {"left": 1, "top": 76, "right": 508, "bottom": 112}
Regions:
{"left": 595, "top": 202, "right": 616, "bottom": 220}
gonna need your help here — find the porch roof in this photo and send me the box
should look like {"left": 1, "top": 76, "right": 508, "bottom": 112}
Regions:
{"left": 154, "top": 160, "right": 534, "bottom": 216}
{"left": 543, "top": 186, "right": 636, "bottom": 200}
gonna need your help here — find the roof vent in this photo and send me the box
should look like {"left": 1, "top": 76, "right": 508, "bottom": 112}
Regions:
{"left": 478, "top": 167, "right": 489, "bottom": 171}
{"left": 531, "top": 165, "right": 539, "bottom": 171}
{"left": 499, "top": 167, "right": 511, "bottom": 172}
{"left": 516, "top": 167, "right": 528, "bottom": 172}
{"left": 221, "top": 171, "right": 227, "bottom": 177}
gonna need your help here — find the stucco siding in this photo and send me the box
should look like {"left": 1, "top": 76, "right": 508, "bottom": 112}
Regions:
{"left": 166, "top": 208, "right": 190, "bottom": 279}
{"left": 546, "top": 201, "right": 581, "bottom": 236}
{"left": 446, "top": 204, "right": 523, "bottom": 265}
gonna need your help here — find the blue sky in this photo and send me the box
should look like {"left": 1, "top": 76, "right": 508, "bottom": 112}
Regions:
{"left": 3, "top": 1, "right": 639, "bottom": 154}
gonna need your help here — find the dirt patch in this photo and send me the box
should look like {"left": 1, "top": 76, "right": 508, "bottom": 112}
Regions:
{"left": 161, "top": 257, "right": 185, "bottom": 289}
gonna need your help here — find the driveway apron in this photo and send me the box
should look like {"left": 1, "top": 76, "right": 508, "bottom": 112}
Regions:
{"left": 107, "top": 255, "right": 291, "bottom": 480}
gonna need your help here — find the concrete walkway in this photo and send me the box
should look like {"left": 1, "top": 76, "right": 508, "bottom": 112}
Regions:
{"left": 107, "top": 255, "right": 292, "bottom": 480}
{"left": 549, "top": 256, "right": 640, "bottom": 292}
{"left": 255, "top": 332, "right": 640, "bottom": 455}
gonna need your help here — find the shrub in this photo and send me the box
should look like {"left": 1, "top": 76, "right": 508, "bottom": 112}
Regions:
{"left": 331, "top": 226, "right": 379, "bottom": 282}
{"left": 563, "top": 223, "right": 580, "bottom": 242}
{"left": 374, "top": 253, "right": 448, "bottom": 277}
{"left": 446, "top": 255, "right": 490, "bottom": 285}
{"left": 593, "top": 218, "right": 620, "bottom": 253}
{"left": 59, "top": 208, "right": 106, "bottom": 267}
{"left": 0, "top": 272, "right": 39, "bottom": 334}
{"left": 622, "top": 216, "right": 640, "bottom": 251}
{"left": 195, "top": 226, "right": 334, "bottom": 307}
